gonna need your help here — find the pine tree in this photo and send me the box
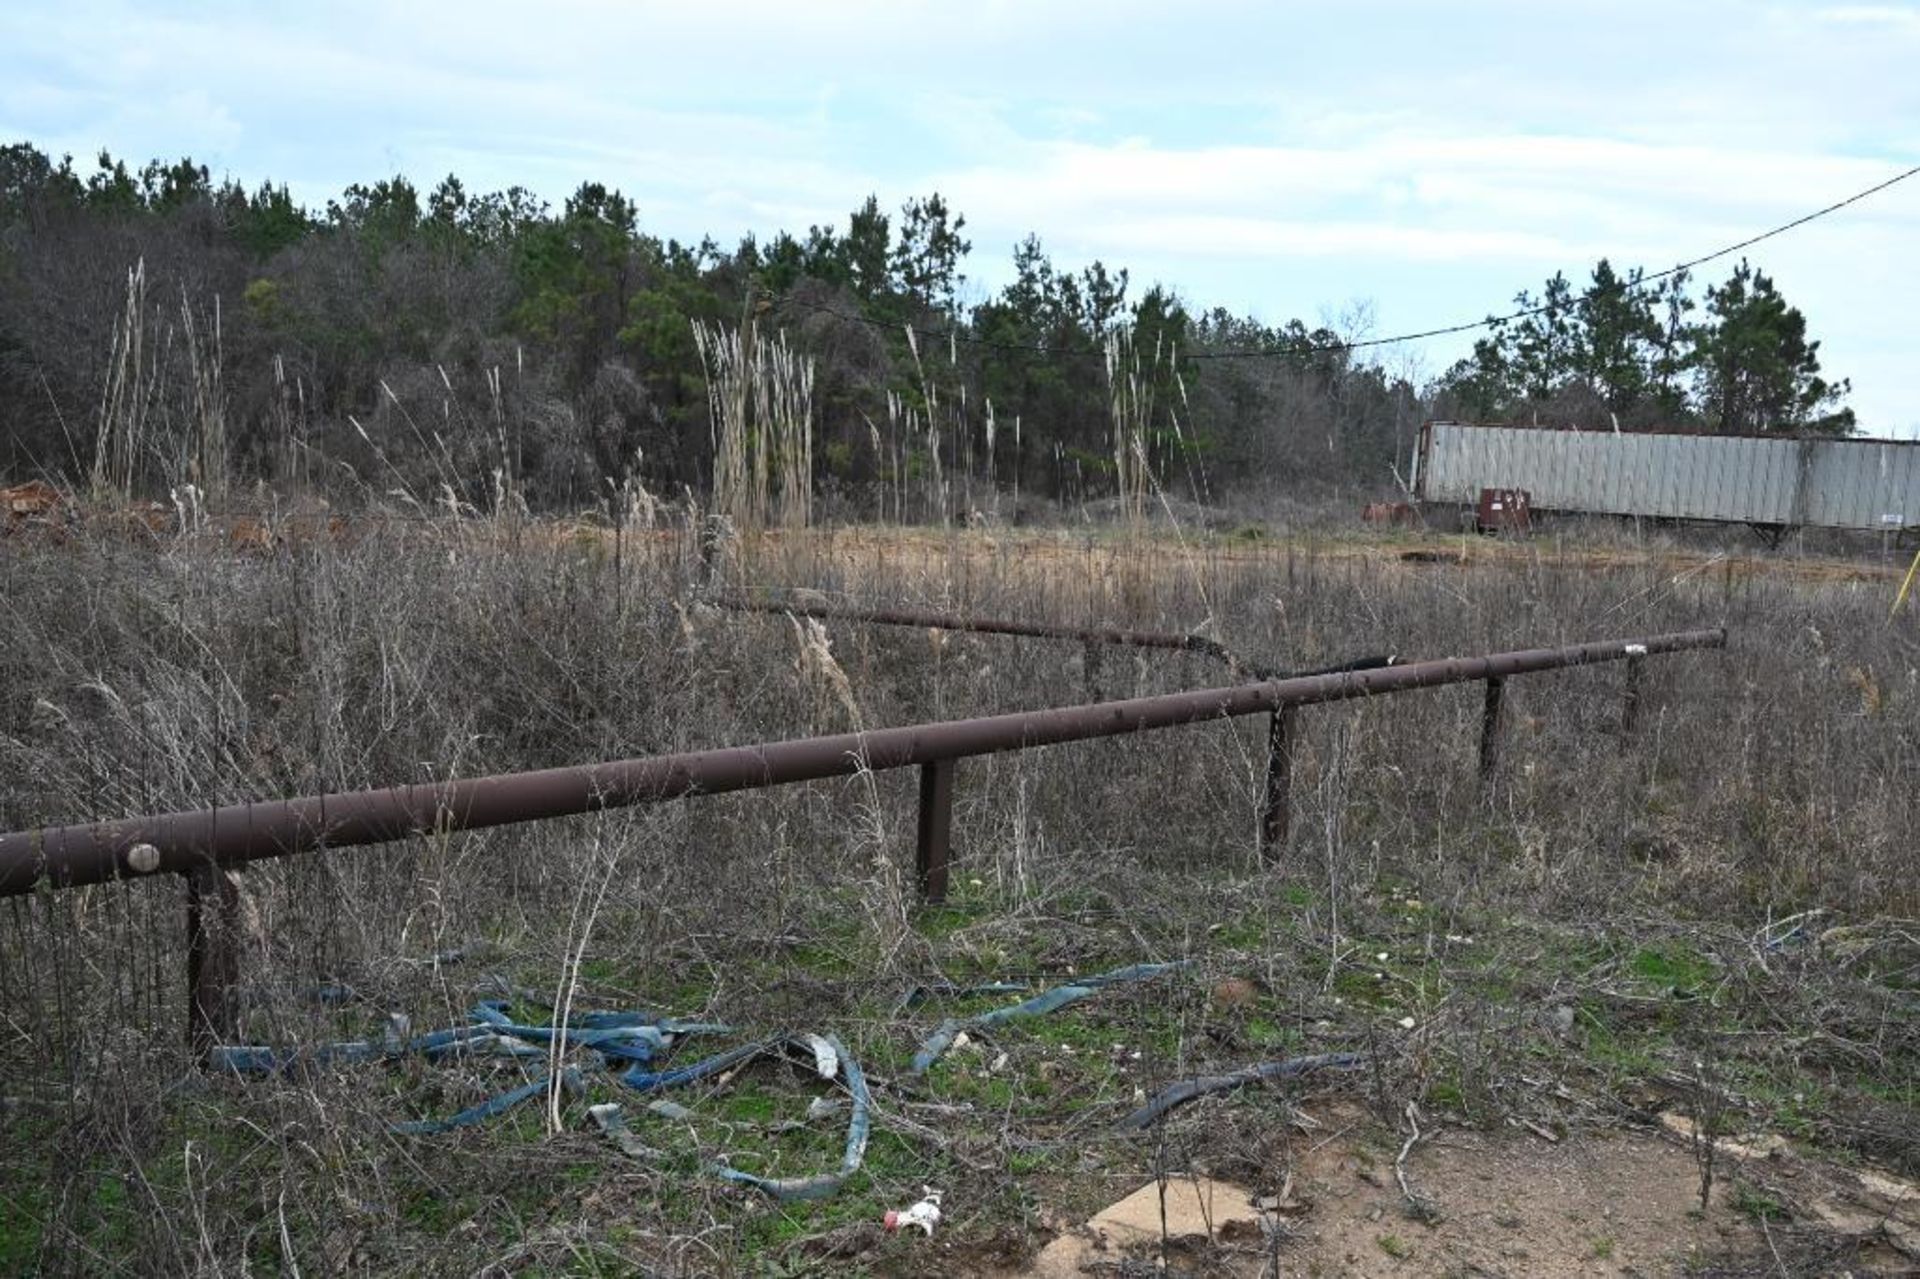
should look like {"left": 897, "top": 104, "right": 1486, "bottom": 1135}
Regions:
{"left": 1692, "top": 260, "right": 1853, "bottom": 434}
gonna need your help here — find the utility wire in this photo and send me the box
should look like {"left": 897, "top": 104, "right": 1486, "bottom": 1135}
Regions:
{"left": 782, "top": 161, "right": 1920, "bottom": 363}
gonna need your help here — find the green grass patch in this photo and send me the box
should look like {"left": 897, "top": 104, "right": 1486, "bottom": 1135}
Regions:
{"left": 1628, "top": 942, "right": 1715, "bottom": 994}
{"left": 1730, "top": 1182, "right": 1788, "bottom": 1222}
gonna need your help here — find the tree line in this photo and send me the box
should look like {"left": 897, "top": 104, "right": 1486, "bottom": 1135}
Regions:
{"left": 0, "top": 142, "right": 1855, "bottom": 517}
{"left": 1438, "top": 259, "right": 1853, "bottom": 435}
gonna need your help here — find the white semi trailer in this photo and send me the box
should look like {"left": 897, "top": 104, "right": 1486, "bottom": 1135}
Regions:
{"left": 1413, "top": 421, "right": 1920, "bottom": 534}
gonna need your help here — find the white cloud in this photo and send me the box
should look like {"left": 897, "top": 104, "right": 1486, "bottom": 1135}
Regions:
{"left": 1813, "top": 4, "right": 1920, "bottom": 30}
{"left": 1082, "top": 215, "right": 1577, "bottom": 263}
{"left": 932, "top": 129, "right": 1915, "bottom": 273}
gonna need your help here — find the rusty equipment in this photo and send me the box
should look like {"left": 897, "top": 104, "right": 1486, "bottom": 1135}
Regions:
{"left": 1360, "top": 501, "right": 1420, "bottom": 528}
{"left": 1476, "top": 487, "right": 1532, "bottom": 534}
{"left": 0, "top": 627, "right": 1724, "bottom": 1057}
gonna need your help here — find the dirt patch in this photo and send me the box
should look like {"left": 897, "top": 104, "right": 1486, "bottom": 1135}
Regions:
{"left": 1004, "top": 1101, "right": 1920, "bottom": 1276}
{"left": 1277, "top": 1121, "right": 1756, "bottom": 1278}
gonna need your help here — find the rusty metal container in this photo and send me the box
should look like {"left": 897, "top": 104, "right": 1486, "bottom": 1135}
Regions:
{"left": 1476, "top": 487, "right": 1531, "bottom": 533}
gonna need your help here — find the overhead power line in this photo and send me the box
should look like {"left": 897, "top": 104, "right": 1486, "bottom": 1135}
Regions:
{"left": 783, "top": 160, "right": 1920, "bottom": 363}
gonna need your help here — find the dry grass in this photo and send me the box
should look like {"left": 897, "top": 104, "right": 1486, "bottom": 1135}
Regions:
{"left": 695, "top": 321, "right": 814, "bottom": 531}
{"left": 90, "top": 259, "right": 164, "bottom": 504}
{"left": 1, "top": 517, "right": 1918, "bottom": 1274}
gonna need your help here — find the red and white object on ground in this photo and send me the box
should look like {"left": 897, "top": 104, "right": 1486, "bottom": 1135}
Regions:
{"left": 884, "top": 1187, "right": 943, "bottom": 1236}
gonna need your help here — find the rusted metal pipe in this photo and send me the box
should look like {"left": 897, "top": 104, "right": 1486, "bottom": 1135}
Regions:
{"left": 720, "top": 594, "right": 1239, "bottom": 665}
{"left": 1622, "top": 654, "right": 1646, "bottom": 735}
{"left": 1478, "top": 676, "right": 1507, "bottom": 788}
{"left": 1259, "top": 706, "right": 1296, "bottom": 861}
{"left": 915, "top": 759, "right": 956, "bottom": 904}
{"left": 0, "top": 628, "right": 1726, "bottom": 898}
{"left": 186, "top": 865, "right": 240, "bottom": 1059}
{"left": 719, "top": 592, "right": 1398, "bottom": 684}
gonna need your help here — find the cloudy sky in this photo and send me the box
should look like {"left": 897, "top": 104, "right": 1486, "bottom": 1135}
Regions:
{"left": 4, "top": 1, "right": 1917, "bottom": 431}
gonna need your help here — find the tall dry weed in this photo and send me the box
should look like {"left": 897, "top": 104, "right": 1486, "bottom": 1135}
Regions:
{"left": 1104, "top": 326, "right": 1154, "bottom": 529}
{"left": 179, "top": 288, "right": 227, "bottom": 507}
{"left": 694, "top": 320, "right": 814, "bottom": 530}
{"left": 91, "top": 259, "right": 166, "bottom": 502}
{"left": 789, "top": 614, "right": 861, "bottom": 730}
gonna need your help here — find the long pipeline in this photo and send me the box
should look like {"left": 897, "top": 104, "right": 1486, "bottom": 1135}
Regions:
{"left": 0, "top": 628, "right": 1724, "bottom": 897}
{"left": 718, "top": 595, "right": 1240, "bottom": 664}
{"left": 717, "top": 594, "right": 1396, "bottom": 680}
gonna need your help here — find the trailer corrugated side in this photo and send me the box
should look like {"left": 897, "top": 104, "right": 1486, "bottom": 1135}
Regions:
{"left": 1414, "top": 422, "right": 1920, "bottom": 531}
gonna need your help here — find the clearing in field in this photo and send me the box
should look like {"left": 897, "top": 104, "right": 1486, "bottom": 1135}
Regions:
{"left": 3, "top": 520, "right": 1918, "bottom": 1276}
